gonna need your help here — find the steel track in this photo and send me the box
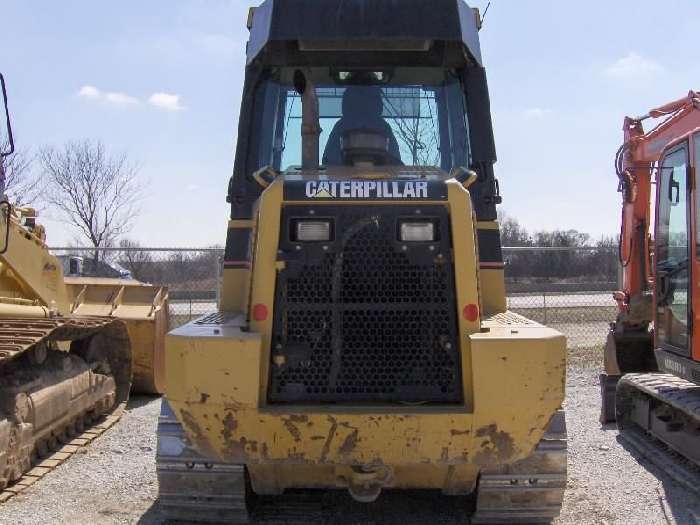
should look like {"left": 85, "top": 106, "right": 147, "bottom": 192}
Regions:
{"left": 0, "top": 317, "right": 131, "bottom": 502}
{"left": 472, "top": 409, "right": 567, "bottom": 523}
{"left": 156, "top": 401, "right": 249, "bottom": 523}
{"left": 0, "top": 406, "right": 124, "bottom": 504}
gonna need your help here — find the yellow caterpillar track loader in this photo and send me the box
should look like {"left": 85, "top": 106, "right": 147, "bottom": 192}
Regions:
{"left": 0, "top": 72, "right": 165, "bottom": 493}
{"left": 158, "top": 1, "right": 568, "bottom": 523}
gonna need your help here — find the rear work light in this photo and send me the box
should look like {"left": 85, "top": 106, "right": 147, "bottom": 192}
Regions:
{"left": 399, "top": 221, "right": 435, "bottom": 242}
{"left": 295, "top": 220, "right": 332, "bottom": 242}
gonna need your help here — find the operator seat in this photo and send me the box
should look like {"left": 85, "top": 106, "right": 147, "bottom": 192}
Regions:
{"left": 322, "top": 86, "right": 402, "bottom": 166}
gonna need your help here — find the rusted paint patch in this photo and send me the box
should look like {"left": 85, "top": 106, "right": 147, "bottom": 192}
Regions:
{"left": 450, "top": 429, "right": 470, "bottom": 436}
{"left": 339, "top": 428, "right": 359, "bottom": 455}
{"left": 222, "top": 412, "right": 238, "bottom": 441}
{"left": 240, "top": 437, "right": 258, "bottom": 453}
{"left": 222, "top": 438, "right": 245, "bottom": 460}
{"left": 179, "top": 409, "right": 216, "bottom": 458}
{"left": 199, "top": 392, "right": 210, "bottom": 404}
{"left": 282, "top": 416, "right": 307, "bottom": 443}
{"left": 321, "top": 416, "right": 338, "bottom": 462}
{"left": 219, "top": 414, "right": 250, "bottom": 461}
{"left": 473, "top": 424, "right": 516, "bottom": 465}
{"left": 440, "top": 447, "right": 449, "bottom": 461}
{"left": 180, "top": 410, "right": 204, "bottom": 441}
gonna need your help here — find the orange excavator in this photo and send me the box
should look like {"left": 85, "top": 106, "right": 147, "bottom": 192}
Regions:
{"left": 601, "top": 91, "right": 700, "bottom": 473}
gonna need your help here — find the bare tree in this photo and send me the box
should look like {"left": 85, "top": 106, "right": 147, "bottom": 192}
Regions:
{"left": 1, "top": 141, "right": 42, "bottom": 206}
{"left": 39, "top": 140, "right": 142, "bottom": 264}
{"left": 118, "top": 238, "right": 154, "bottom": 282}
{"left": 383, "top": 91, "right": 440, "bottom": 166}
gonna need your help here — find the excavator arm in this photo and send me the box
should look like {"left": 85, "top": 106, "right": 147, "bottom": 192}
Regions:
{"left": 601, "top": 90, "right": 700, "bottom": 422}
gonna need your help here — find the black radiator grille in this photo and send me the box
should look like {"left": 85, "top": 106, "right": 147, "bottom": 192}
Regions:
{"left": 268, "top": 205, "right": 462, "bottom": 404}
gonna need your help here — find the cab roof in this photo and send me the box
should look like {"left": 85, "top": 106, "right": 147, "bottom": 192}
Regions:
{"left": 247, "top": 0, "right": 483, "bottom": 68}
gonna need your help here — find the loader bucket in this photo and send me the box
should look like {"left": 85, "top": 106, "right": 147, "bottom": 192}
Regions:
{"left": 64, "top": 277, "right": 169, "bottom": 395}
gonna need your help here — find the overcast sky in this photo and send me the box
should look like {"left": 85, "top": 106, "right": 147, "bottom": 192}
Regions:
{"left": 1, "top": 0, "right": 698, "bottom": 246}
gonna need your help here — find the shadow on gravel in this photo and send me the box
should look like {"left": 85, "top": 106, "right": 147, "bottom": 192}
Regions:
{"left": 138, "top": 491, "right": 475, "bottom": 525}
{"left": 137, "top": 501, "right": 165, "bottom": 524}
{"left": 127, "top": 394, "right": 162, "bottom": 410}
{"left": 251, "top": 489, "right": 473, "bottom": 524}
{"left": 617, "top": 435, "right": 700, "bottom": 524}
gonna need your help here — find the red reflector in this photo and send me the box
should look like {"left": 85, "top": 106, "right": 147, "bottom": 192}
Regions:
{"left": 252, "top": 304, "right": 268, "bottom": 322}
{"left": 463, "top": 303, "right": 479, "bottom": 322}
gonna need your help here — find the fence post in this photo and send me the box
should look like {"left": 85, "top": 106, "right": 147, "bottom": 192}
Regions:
{"left": 543, "top": 291, "right": 547, "bottom": 325}
{"left": 215, "top": 253, "right": 222, "bottom": 309}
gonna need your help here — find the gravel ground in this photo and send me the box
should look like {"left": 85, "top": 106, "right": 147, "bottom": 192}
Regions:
{"left": 2, "top": 353, "right": 699, "bottom": 525}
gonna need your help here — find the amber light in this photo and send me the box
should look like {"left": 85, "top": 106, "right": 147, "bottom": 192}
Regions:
{"left": 463, "top": 303, "right": 479, "bottom": 322}
{"left": 252, "top": 304, "right": 268, "bottom": 322}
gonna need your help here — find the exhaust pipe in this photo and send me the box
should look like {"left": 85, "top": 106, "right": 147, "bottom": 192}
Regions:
{"left": 294, "top": 70, "right": 321, "bottom": 170}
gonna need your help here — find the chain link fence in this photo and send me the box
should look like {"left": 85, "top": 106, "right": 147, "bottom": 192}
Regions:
{"left": 504, "top": 246, "right": 618, "bottom": 350}
{"left": 51, "top": 247, "right": 224, "bottom": 328}
{"left": 50, "top": 245, "right": 619, "bottom": 350}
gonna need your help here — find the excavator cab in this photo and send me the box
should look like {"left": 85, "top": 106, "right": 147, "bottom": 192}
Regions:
{"left": 159, "top": 1, "right": 568, "bottom": 522}
{"left": 654, "top": 132, "right": 700, "bottom": 376}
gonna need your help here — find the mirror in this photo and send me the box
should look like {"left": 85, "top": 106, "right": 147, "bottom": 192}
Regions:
{"left": 0, "top": 73, "right": 14, "bottom": 158}
{"left": 0, "top": 201, "right": 10, "bottom": 254}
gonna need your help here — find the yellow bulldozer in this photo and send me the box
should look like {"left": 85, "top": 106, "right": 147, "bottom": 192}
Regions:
{"left": 0, "top": 72, "right": 167, "bottom": 493}
{"left": 157, "top": 1, "right": 567, "bottom": 523}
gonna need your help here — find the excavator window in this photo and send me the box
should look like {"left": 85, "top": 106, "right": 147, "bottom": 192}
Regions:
{"left": 656, "top": 143, "right": 691, "bottom": 354}
{"left": 259, "top": 68, "right": 471, "bottom": 171}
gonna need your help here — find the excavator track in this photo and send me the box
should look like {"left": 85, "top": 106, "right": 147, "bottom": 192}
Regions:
{"left": 616, "top": 373, "right": 700, "bottom": 495}
{"left": 157, "top": 404, "right": 566, "bottom": 524}
{"left": 0, "top": 316, "right": 131, "bottom": 500}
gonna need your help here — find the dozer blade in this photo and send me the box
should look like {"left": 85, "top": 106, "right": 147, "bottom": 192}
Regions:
{"left": 65, "top": 278, "right": 169, "bottom": 394}
{"left": 0, "top": 317, "right": 132, "bottom": 501}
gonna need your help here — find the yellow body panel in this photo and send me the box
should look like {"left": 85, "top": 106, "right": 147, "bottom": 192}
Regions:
{"left": 220, "top": 219, "right": 253, "bottom": 312}
{"left": 0, "top": 212, "right": 70, "bottom": 312}
{"left": 164, "top": 174, "right": 567, "bottom": 493}
{"left": 479, "top": 268, "right": 507, "bottom": 315}
{"left": 166, "top": 314, "right": 564, "bottom": 491}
